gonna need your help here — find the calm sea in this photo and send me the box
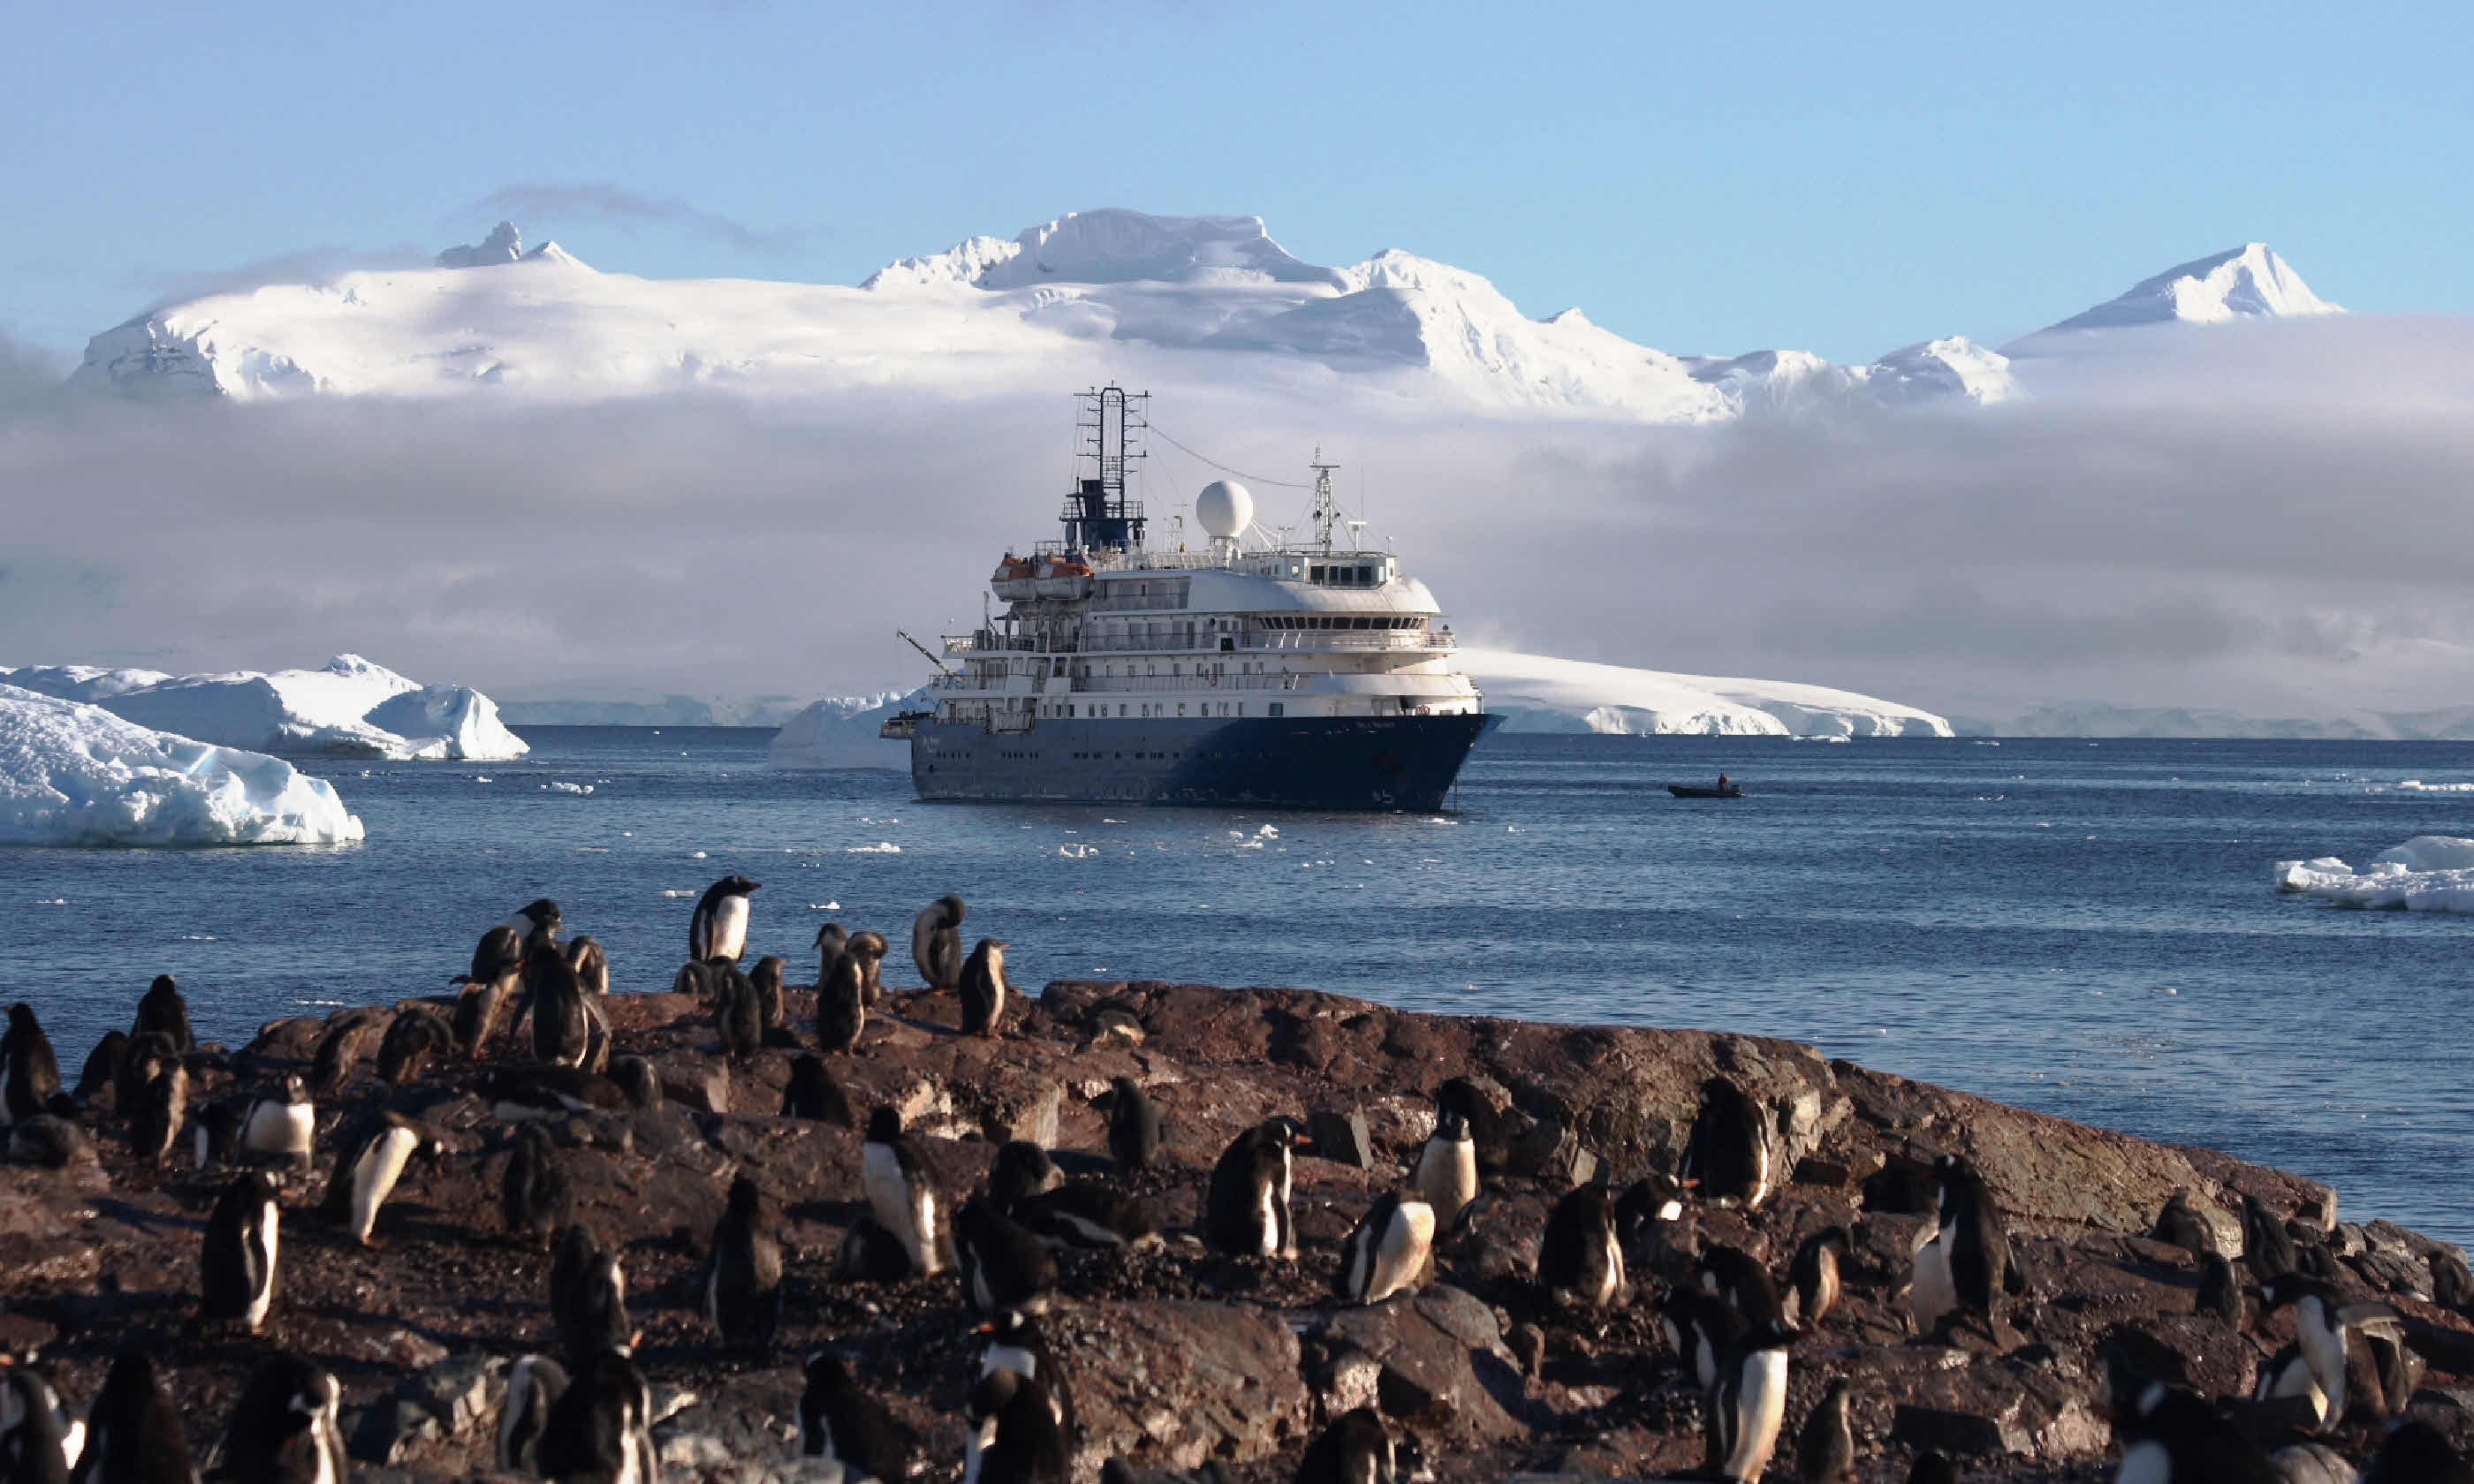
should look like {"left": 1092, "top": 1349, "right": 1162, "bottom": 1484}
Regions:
{"left": 9, "top": 730, "right": 2471, "bottom": 1243}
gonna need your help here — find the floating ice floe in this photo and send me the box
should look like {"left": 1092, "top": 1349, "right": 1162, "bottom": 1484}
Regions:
{"left": 1, "top": 684, "right": 366, "bottom": 846}
{"left": 543, "top": 781, "right": 594, "bottom": 794}
{"left": 2273, "top": 836, "right": 2474, "bottom": 912}
{"left": 2397, "top": 780, "right": 2474, "bottom": 792}
{"left": 847, "top": 842, "right": 901, "bottom": 854}
{"left": 1059, "top": 843, "right": 1097, "bottom": 859}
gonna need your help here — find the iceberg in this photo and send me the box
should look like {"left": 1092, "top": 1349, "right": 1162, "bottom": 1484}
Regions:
{"left": 2272, "top": 836, "right": 2474, "bottom": 912}
{"left": 1463, "top": 649, "right": 1952, "bottom": 738}
{"left": 0, "top": 654, "right": 527, "bottom": 761}
{"left": 766, "top": 690, "right": 920, "bottom": 768}
{"left": 0, "top": 685, "right": 365, "bottom": 846}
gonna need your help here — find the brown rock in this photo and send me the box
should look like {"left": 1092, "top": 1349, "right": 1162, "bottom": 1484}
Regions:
{"left": 1310, "top": 1285, "right": 1526, "bottom": 1445}
{"left": 1045, "top": 1300, "right": 1312, "bottom": 1473}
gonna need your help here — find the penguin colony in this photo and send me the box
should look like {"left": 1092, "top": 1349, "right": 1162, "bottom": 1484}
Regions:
{"left": 4, "top": 882, "right": 2474, "bottom": 1484}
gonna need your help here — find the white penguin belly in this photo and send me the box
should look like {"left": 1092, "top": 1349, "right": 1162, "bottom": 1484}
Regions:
{"left": 963, "top": 1413, "right": 998, "bottom": 1484}
{"left": 352, "top": 1126, "right": 421, "bottom": 1243}
{"left": 1415, "top": 1139, "right": 1477, "bottom": 1223}
{"left": 710, "top": 897, "right": 749, "bottom": 962}
{"left": 1366, "top": 1202, "right": 1437, "bottom": 1303}
{"left": 1723, "top": 1348, "right": 1789, "bottom": 1482}
{"left": 245, "top": 1099, "right": 315, "bottom": 1159}
{"left": 862, "top": 1144, "right": 914, "bottom": 1254}
{"left": 2296, "top": 1298, "right": 2349, "bottom": 1425}
{"left": 1912, "top": 1227, "right": 1958, "bottom": 1333}
{"left": 2116, "top": 1439, "right": 2172, "bottom": 1484}
{"left": 247, "top": 1197, "right": 281, "bottom": 1331}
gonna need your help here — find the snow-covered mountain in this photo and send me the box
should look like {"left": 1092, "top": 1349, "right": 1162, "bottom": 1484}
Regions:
{"left": 1463, "top": 650, "right": 1952, "bottom": 738}
{"left": 71, "top": 208, "right": 2021, "bottom": 417}
{"left": 2015, "top": 243, "right": 2340, "bottom": 343}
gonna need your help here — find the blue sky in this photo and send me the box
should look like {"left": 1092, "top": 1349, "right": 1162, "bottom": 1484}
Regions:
{"left": 6, "top": 0, "right": 2468, "bottom": 366}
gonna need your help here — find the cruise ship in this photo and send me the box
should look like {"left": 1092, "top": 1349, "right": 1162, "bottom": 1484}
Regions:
{"left": 882, "top": 386, "right": 1492, "bottom": 809}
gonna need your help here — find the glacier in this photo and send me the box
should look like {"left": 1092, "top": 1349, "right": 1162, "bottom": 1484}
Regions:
{"left": 0, "top": 654, "right": 527, "bottom": 761}
{"left": 2273, "top": 837, "right": 2474, "bottom": 913}
{"left": 0, "top": 685, "right": 365, "bottom": 846}
{"left": 1464, "top": 649, "right": 1952, "bottom": 738}
{"left": 767, "top": 690, "right": 920, "bottom": 769}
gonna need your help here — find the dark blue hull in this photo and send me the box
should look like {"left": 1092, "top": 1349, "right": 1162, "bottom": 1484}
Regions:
{"left": 910, "top": 713, "right": 1495, "bottom": 809}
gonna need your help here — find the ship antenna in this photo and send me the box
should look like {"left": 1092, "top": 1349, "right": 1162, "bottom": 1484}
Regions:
{"left": 1065, "top": 384, "right": 1150, "bottom": 554}
{"left": 1309, "top": 447, "right": 1340, "bottom": 550}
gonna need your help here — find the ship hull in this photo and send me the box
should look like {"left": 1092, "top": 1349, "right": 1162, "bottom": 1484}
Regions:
{"left": 910, "top": 713, "right": 1495, "bottom": 810}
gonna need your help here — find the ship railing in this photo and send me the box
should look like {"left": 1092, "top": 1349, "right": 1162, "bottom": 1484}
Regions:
{"left": 952, "top": 632, "right": 1055, "bottom": 654}
{"left": 1071, "top": 674, "right": 1310, "bottom": 693}
{"left": 1087, "top": 594, "right": 1192, "bottom": 613}
{"left": 1081, "top": 631, "right": 1452, "bottom": 654}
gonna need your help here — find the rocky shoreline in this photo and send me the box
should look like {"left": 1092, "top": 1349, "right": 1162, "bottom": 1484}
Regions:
{"left": 5, "top": 971, "right": 2471, "bottom": 1483}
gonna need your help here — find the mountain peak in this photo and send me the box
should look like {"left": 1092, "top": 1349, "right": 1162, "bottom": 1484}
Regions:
{"left": 864, "top": 208, "right": 1348, "bottom": 292}
{"left": 2030, "top": 243, "right": 2340, "bottom": 338}
{"left": 439, "top": 221, "right": 523, "bottom": 269}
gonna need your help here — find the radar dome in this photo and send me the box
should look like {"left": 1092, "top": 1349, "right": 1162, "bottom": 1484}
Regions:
{"left": 1195, "top": 480, "right": 1253, "bottom": 541}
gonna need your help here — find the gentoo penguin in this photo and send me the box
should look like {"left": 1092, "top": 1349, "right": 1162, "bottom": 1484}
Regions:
{"left": 73, "top": 1348, "right": 194, "bottom": 1484}
{"left": 376, "top": 1007, "right": 451, "bottom": 1086}
{"left": 816, "top": 948, "right": 866, "bottom": 1055}
{"left": 2362, "top": 1420, "right": 2474, "bottom": 1484}
{"left": 1105, "top": 1077, "right": 1158, "bottom": 1175}
{"left": 1698, "top": 1244, "right": 1785, "bottom": 1326}
{"left": 1913, "top": 1153, "right": 2011, "bottom": 1339}
{"left": 307, "top": 1010, "right": 381, "bottom": 1099}
{"left": 503, "top": 1123, "right": 577, "bottom": 1248}
{"left": 1787, "top": 1227, "right": 1851, "bottom": 1329}
{"left": 963, "top": 1367, "right": 1066, "bottom": 1484}
{"left": 780, "top": 1055, "right": 853, "bottom": 1125}
{"left": 989, "top": 1141, "right": 1063, "bottom": 1212}
{"left": 1203, "top": 1118, "right": 1297, "bottom": 1258}
{"left": 220, "top": 1352, "right": 345, "bottom": 1484}
{"left": 191, "top": 1096, "right": 253, "bottom": 1172}
{"left": 1433, "top": 1077, "right": 1508, "bottom": 1174}
{"left": 748, "top": 956, "right": 789, "bottom": 1043}
{"left": 477, "top": 1065, "right": 628, "bottom": 1120}
{"left": 914, "top": 895, "right": 966, "bottom": 991}
{"left": 862, "top": 1105, "right": 942, "bottom": 1276}
{"left": 0, "top": 1004, "right": 61, "bottom": 1124}
{"left": 846, "top": 930, "right": 890, "bottom": 1007}
{"left": 203, "top": 1171, "right": 283, "bottom": 1334}
{"left": 955, "top": 1199, "right": 1058, "bottom": 1315}
{"left": 960, "top": 939, "right": 1010, "bottom": 1037}
{"left": 1659, "top": 1288, "right": 1749, "bottom": 1392}
{"left": 608, "top": 1056, "right": 664, "bottom": 1112}
{"left": 75, "top": 1029, "right": 128, "bottom": 1111}
{"left": 1615, "top": 1172, "right": 1699, "bottom": 1283}
{"left": 711, "top": 961, "right": 761, "bottom": 1062}
{"left": 814, "top": 922, "right": 848, "bottom": 990}
{"left": 1295, "top": 1407, "right": 1394, "bottom": 1484}
{"left": 798, "top": 1353, "right": 907, "bottom": 1483}
{"left": 833, "top": 1215, "right": 915, "bottom": 1283}
{"left": 2254, "top": 1342, "right": 2329, "bottom": 1429}
{"left": 9, "top": 1114, "right": 89, "bottom": 1170}
{"left": 707, "top": 1175, "right": 783, "bottom": 1350}
{"left": 125, "top": 1042, "right": 186, "bottom": 1168}
{"left": 1710, "top": 1321, "right": 1795, "bottom": 1484}
{"left": 550, "top": 1225, "right": 632, "bottom": 1365}
{"left": 496, "top": 1354, "right": 569, "bottom": 1475}
{"left": 536, "top": 1348, "right": 657, "bottom": 1484}
{"left": 1, "top": 1357, "right": 78, "bottom": 1484}
{"left": 980, "top": 1307, "right": 1078, "bottom": 1438}
{"left": 1414, "top": 1106, "right": 1479, "bottom": 1228}
{"left": 1008, "top": 1182, "right": 1164, "bottom": 1251}
{"left": 2151, "top": 1190, "right": 2217, "bottom": 1257}
{"left": 2197, "top": 1253, "right": 2244, "bottom": 1326}
{"left": 687, "top": 874, "right": 760, "bottom": 964}
{"left": 1795, "top": 1375, "right": 1854, "bottom": 1484}
{"left": 565, "top": 935, "right": 609, "bottom": 996}
{"left": 2243, "top": 1193, "right": 2299, "bottom": 1283}
{"left": 132, "top": 974, "right": 192, "bottom": 1056}
{"left": 2261, "top": 1272, "right": 2405, "bottom": 1433}
{"left": 1336, "top": 1192, "right": 1436, "bottom": 1306}
{"left": 2435, "top": 1247, "right": 2474, "bottom": 1313}
{"left": 526, "top": 943, "right": 591, "bottom": 1070}
{"left": 1537, "top": 1183, "right": 1626, "bottom": 1309}
{"left": 2112, "top": 1378, "right": 2279, "bottom": 1483}
{"left": 318, "top": 1110, "right": 431, "bottom": 1246}
{"left": 238, "top": 1076, "right": 315, "bottom": 1169}
{"left": 1682, "top": 1075, "right": 1772, "bottom": 1208}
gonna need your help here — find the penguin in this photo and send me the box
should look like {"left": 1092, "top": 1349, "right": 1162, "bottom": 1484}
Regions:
{"left": 862, "top": 1106, "right": 942, "bottom": 1276}
{"left": 2254, "top": 1342, "right": 2328, "bottom": 1428}
{"left": 1659, "top": 1288, "right": 1749, "bottom": 1392}
{"left": 219, "top": 1352, "right": 345, "bottom": 1484}
{"left": 1906, "top": 1454, "right": 1955, "bottom": 1484}
{"left": 117, "top": 1031, "right": 178, "bottom": 1117}
{"left": 1795, "top": 1375, "right": 1854, "bottom": 1484}
{"left": 477, "top": 1066, "right": 628, "bottom": 1120}
{"left": 797, "top": 1353, "right": 907, "bottom": 1483}
{"left": 504, "top": 1123, "right": 577, "bottom": 1248}
{"left": 608, "top": 1056, "right": 664, "bottom": 1112}
{"left": 814, "top": 923, "right": 849, "bottom": 995}
{"left": 1711, "top": 1321, "right": 1795, "bottom": 1484}
{"left": 816, "top": 949, "right": 866, "bottom": 1056}
{"left": 846, "top": 930, "right": 890, "bottom": 1007}
{"left": 1787, "top": 1227, "right": 1851, "bottom": 1329}
{"left": 126, "top": 1046, "right": 186, "bottom": 1168}
{"left": 1697, "top": 1244, "right": 1784, "bottom": 1326}
{"left": 1537, "top": 1183, "right": 1625, "bottom": 1309}
{"left": 318, "top": 1110, "right": 430, "bottom": 1246}
{"left": 2151, "top": 1190, "right": 2217, "bottom": 1257}
{"left": 452, "top": 975, "right": 517, "bottom": 1061}
{"left": 527, "top": 943, "right": 591, "bottom": 1070}
{"left": 1336, "top": 1192, "right": 1436, "bottom": 1306}
{"left": 1432, "top": 1078, "right": 1508, "bottom": 1175}
{"left": 2261, "top": 1272, "right": 2404, "bottom": 1434}
{"left": 0, "top": 1004, "right": 61, "bottom": 1125}
{"left": 2434, "top": 1246, "right": 2474, "bottom": 1312}
{"left": 2243, "top": 1193, "right": 2299, "bottom": 1283}
{"left": 960, "top": 940, "right": 1010, "bottom": 1037}
{"left": 2288, "top": 1220, "right": 2341, "bottom": 1283}
{"left": 1007, "top": 1183, "right": 1163, "bottom": 1252}
{"left": 550, "top": 1225, "right": 632, "bottom": 1365}
{"left": 712, "top": 961, "right": 761, "bottom": 1062}
{"left": 132, "top": 975, "right": 191, "bottom": 1056}
{"left": 1, "top": 1358, "right": 77, "bottom": 1484}
{"left": 1105, "top": 1077, "right": 1158, "bottom": 1176}
{"left": 1295, "top": 1407, "right": 1394, "bottom": 1484}
{"left": 687, "top": 874, "right": 760, "bottom": 964}
{"left": 375, "top": 1007, "right": 450, "bottom": 1086}
{"left": 72, "top": 1348, "right": 194, "bottom": 1484}
{"left": 191, "top": 1096, "right": 252, "bottom": 1172}
{"left": 707, "top": 1175, "right": 783, "bottom": 1350}
{"left": 238, "top": 1076, "right": 315, "bottom": 1169}
{"left": 979, "top": 1307, "right": 1077, "bottom": 1437}
{"left": 202, "top": 1171, "right": 282, "bottom": 1334}
{"left": 565, "top": 935, "right": 609, "bottom": 996}
{"left": 536, "top": 1348, "right": 656, "bottom": 1484}
{"left": 748, "top": 956, "right": 789, "bottom": 1043}
{"left": 471, "top": 899, "right": 559, "bottom": 981}
{"left": 74, "top": 1030, "right": 128, "bottom": 1111}
{"left": 1913, "top": 1153, "right": 2010, "bottom": 1339}
{"left": 989, "top": 1142, "right": 1063, "bottom": 1211}
{"left": 9, "top": 1114, "right": 90, "bottom": 1170}
{"left": 962, "top": 1367, "right": 1066, "bottom": 1484}
{"left": 2362, "top": 1420, "right": 2474, "bottom": 1484}
{"left": 1681, "top": 1075, "right": 1772, "bottom": 1208}
{"left": 2197, "top": 1252, "right": 2244, "bottom": 1326}
{"left": 780, "top": 1055, "right": 853, "bottom": 1125}
{"left": 1203, "top": 1118, "right": 1297, "bottom": 1258}
{"left": 1614, "top": 1172, "right": 1699, "bottom": 1283}
{"left": 306, "top": 1011, "right": 377, "bottom": 1099}
{"left": 668, "top": 959, "right": 717, "bottom": 1001}
{"left": 1413, "top": 1106, "right": 1479, "bottom": 1227}
{"left": 914, "top": 895, "right": 966, "bottom": 991}
{"left": 833, "top": 1215, "right": 916, "bottom": 1283}
{"left": 496, "top": 1354, "right": 569, "bottom": 1475}
{"left": 955, "top": 1199, "right": 1058, "bottom": 1315}
{"left": 2112, "top": 1378, "right": 2280, "bottom": 1484}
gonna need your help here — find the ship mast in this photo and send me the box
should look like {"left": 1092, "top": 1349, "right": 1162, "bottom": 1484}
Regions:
{"left": 1309, "top": 448, "right": 1341, "bottom": 550}
{"left": 1061, "top": 384, "right": 1149, "bottom": 553}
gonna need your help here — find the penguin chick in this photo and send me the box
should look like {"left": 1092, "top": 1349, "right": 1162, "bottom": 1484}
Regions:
{"left": 221, "top": 1351, "right": 346, "bottom": 1484}
{"left": 781, "top": 1055, "right": 854, "bottom": 1125}
{"left": 1105, "top": 1077, "right": 1158, "bottom": 1176}
{"left": 133, "top": 974, "right": 192, "bottom": 1056}
{"left": 712, "top": 960, "right": 761, "bottom": 1062}
{"left": 74, "top": 1029, "right": 128, "bottom": 1111}
{"left": 956, "top": 1199, "right": 1058, "bottom": 1316}
{"left": 2432, "top": 1246, "right": 2474, "bottom": 1313}
{"left": 1336, "top": 1192, "right": 1436, "bottom": 1306}
{"left": 376, "top": 1006, "right": 452, "bottom": 1086}
{"left": 748, "top": 955, "right": 789, "bottom": 1041}
{"left": 565, "top": 935, "right": 609, "bottom": 996}
{"left": 846, "top": 929, "right": 890, "bottom": 1007}
{"left": 497, "top": 1354, "right": 569, "bottom": 1475}
{"left": 2197, "top": 1252, "right": 2244, "bottom": 1327}
{"left": 1538, "top": 1183, "right": 1626, "bottom": 1310}
{"left": 537, "top": 1348, "right": 656, "bottom": 1484}
{"left": 1795, "top": 1376, "right": 1854, "bottom": 1484}
{"left": 960, "top": 939, "right": 1009, "bottom": 1037}
{"left": 126, "top": 1045, "right": 186, "bottom": 1168}
{"left": 0, "top": 1004, "right": 62, "bottom": 1125}
{"left": 816, "top": 949, "right": 866, "bottom": 1055}
{"left": 2243, "top": 1193, "right": 2299, "bottom": 1283}
{"left": 550, "top": 1225, "right": 632, "bottom": 1365}
{"left": 989, "top": 1141, "right": 1062, "bottom": 1213}
{"left": 608, "top": 1056, "right": 663, "bottom": 1112}
{"left": 1296, "top": 1407, "right": 1394, "bottom": 1484}
{"left": 9, "top": 1114, "right": 90, "bottom": 1170}
{"left": 78, "top": 1348, "right": 195, "bottom": 1484}
{"left": 1009, "top": 1184, "right": 1165, "bottom": 1251}
{"left": 813, "top": 922, "right": 848, "bottom": 994}
{"left": 914, "top": 894, "right": 966, "bottom": 991}
{"left": 2151, "top": 1189, "right": 2218, "bottom": 1257}
{"left": 203, "top": 1171, "right": 283, "bottom": 1333}
{"left": 307, "top": 1010, "right": 381, "bottom": 1098}
{"left": 799, "top": 1352, "right": 908, "bottom": 1482}
{"left": 527, "top": 942, "right": 592, "bottom": 1070}
{"left": 504, "top": 1123, "right": 577, "bottom": 1249}
{"left": 707, "top": 1175, "right": 783, "bottom": 1350}
{"left": 1787, "top": 1227, "right": 1851, "bottom": 1329}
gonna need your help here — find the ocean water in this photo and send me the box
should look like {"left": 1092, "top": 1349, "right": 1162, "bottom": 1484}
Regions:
{"left": 8, "top": 729, "right": 2473, "bottom": 1244}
